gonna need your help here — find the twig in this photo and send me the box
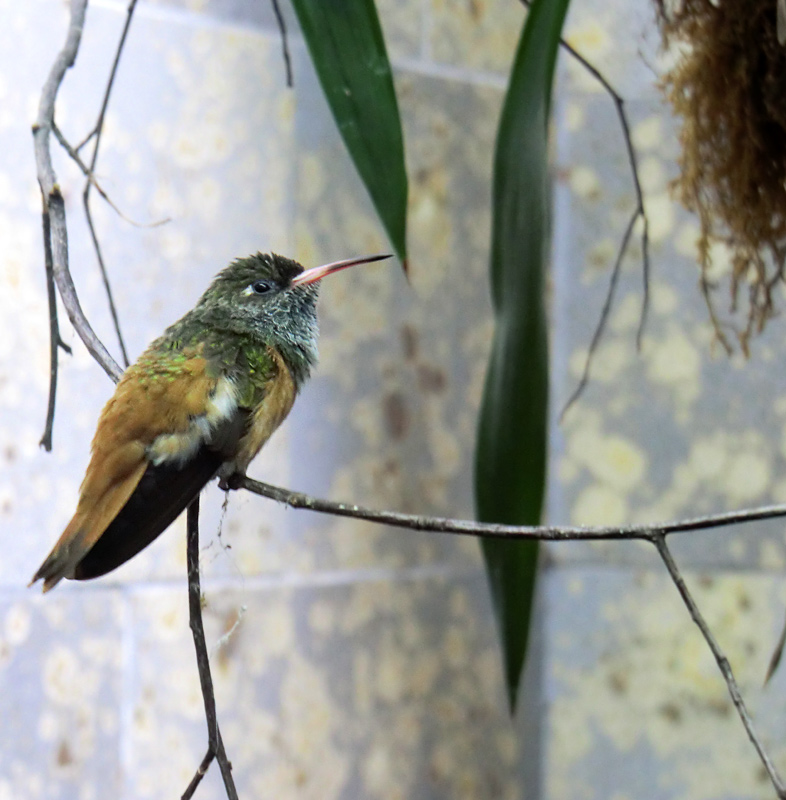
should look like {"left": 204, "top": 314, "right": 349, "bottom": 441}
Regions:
{"left": 765, "top": 609, "right": 786, "bottom": 685}
{"left": 559, "top": 44, "right": 651, "bottom": 351}
{"left": 76, "top": 0, "right": 138, "bottom": 153}
{"left": 182, "top": 498, "right": 239, "bottom": 800}
{"left": 522, "top": 0, "right": 651, "bottom": 414}
{"left": 84, "top": 187, "right": 130, "bottom": 367}
{"left": 39, "top": 205, "right": 72, "bottom": 451}
{"left": 53, "top": 122, "right": 169, "bottom": 232}
{"left": 33, "top": 0, "right": 123, "bottom": 384}
{"left": 560, "top": 206, "right": 637, "bottom": 420}
{"left": 80, "top": 0, "right": 139, "bottom": 368}
{"left": 653, "top": 535, "right": 786, "bottom": 799}
{"left": 270, "top": 0, "right": 293, "bottom": 87}
{"left": 182, "top": 750, "right": 215, "bottom": 800}
{"left": 238, "top": 476, "right": 786, "bottom": 541}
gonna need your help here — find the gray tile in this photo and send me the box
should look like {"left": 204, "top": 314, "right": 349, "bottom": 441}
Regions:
{"left": 125, "top": 574, "right": 528, "bottom": 799}
{"left": 428, "top": 0, "right": 525, "bottom": 74}
{"left": 0, "top": 589, "right": 124, "bottom": 800}
{"left": 139, "top": 0, "right": 298, "bottom": 33}
{"left": 542, "top": 565, "right": 786, "bottom": 799}
{"left": 138, "top": 0, "right": 425, "bottom": 62}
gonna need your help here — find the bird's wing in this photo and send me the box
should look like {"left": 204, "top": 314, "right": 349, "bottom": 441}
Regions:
{"left": 71, "top": 427, "right": 241, "bottom": 581}
{"left": 32, "top": 347, "right": 244, "bottom": 591}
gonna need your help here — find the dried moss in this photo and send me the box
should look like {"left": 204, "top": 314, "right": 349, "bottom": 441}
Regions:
{"left": 657, "top": 0, "right": 786, "bottom": 352}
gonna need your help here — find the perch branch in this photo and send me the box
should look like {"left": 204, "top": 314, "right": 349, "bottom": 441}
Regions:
{"left": 239, "top": 475, "right": 786, "bottom": 797}
{"left": 239, "top": 475, "right": 786, "bottom": 542}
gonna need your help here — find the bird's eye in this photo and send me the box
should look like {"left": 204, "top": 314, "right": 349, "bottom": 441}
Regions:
{"left": 250, "top": 280, "right": 274, "bottom": 295}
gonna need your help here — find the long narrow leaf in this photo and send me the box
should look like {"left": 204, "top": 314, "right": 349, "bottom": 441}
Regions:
{"left": 292, "top": 0, "right": 408, "bottom": 266}
{"left": 475, "top": 0, "right": 571, "bottom": 711}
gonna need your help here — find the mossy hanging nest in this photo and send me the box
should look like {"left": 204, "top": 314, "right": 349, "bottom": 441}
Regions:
{"left": 656, "top": 0, "right": 786, "bottom": 353}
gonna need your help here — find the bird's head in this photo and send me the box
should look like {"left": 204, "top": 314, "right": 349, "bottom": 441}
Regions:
{"left": 192, "top": 252, "right": 391, "bottom": 383}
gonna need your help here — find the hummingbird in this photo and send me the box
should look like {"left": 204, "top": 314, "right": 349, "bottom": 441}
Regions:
{"left": 31, "top": 251, "right": 390, "bottom": 592}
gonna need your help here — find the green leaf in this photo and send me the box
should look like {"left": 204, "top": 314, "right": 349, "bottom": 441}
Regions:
{"left": 475, "top": 0, "right": 571, "bottom": 711}
{"left": 292, "top": 0, "right": 408, "bottom": 266}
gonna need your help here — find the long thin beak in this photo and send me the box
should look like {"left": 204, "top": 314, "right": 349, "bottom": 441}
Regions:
{"left": 290, "top": 253, "right": 392, "bottom": 286}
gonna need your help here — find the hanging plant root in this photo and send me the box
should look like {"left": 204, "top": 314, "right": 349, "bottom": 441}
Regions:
{"left": 656, "top": 0, "right": 786, "bottom": 353}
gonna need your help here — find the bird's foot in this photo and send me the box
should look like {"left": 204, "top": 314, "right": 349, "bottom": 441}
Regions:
{"left": 218, "top": 471, "right": 246, "bottom": 492}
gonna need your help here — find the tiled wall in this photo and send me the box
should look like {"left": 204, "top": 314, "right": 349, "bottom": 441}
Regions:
{"left": 3, "top": 0, "right": 786, "bottom": 798}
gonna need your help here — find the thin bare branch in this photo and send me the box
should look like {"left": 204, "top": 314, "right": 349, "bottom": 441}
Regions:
{"left": 183, "top": 498, "right": 238, "bottom": 800}
{"left": 270, "top": 0, "right": 293, "bottom": 87}
{"left": 77, "top": 0, "right": 138, "bottom": 153}
{"left": 560, "top": 205, "right": 637, "bottom": 421}
{"left": 238, "top": 475, "right": 786, "bottom": 541}
{"left": 236, "top": 477, "right": 786, "bottom": 797}
{"left": 556, "top": 26, "right": 651, "bottom": 340}
{"left": 39, "top": 204, "right": 72, "bottom": 451}
{"left": 182, "top": 749, "right": 215, "bottom": 800}
{"left": 519, "top": 0, "right": 652, "bottom": 413}
{"left": 84, "top": 190, "right": 130, "bottom": 366}
{"left": 653, "top": 535, "right": 786, "bottom": 799}
{"left": 33, "top": 0, "right": 123, "bottom": 388}
{"left": 79, "top": 0, "right": 139, "bottom": 367}
{"left": 53, "top": 122, "right": 168, "bottom": 229}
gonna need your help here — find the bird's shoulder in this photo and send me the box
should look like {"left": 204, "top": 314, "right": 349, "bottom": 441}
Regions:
{"left": 178, "top": 329, "right": 282, "bottom": 408}
{"left": 94, "top": 340, "right": 217, "bottom": 447}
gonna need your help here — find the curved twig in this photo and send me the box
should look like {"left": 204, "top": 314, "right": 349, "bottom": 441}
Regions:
{"left": 270, "top": 0, "right": 293, "bottom": 87}
{"left": 33, "top": 0, "right": 123, "bottom": 389}
{"left": 76, "top": 0, "right": 138, "bottom": 153}
{"left": 80, "top": 0, "right": 139, "bottom": 367}
{"left": 562, "top": 35, "right": 650, "bottom": 332}
{"left": 560, "top": 205, "right": 638, "bottom": 420}
{"left": 526, "top": 3, "right": 651, "bottom": 413}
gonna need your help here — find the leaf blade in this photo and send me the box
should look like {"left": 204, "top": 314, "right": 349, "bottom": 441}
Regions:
{"left": 475, "top": 0, "right": 571, "bottom": 711}
{"left": 292, "top": 0, "right": 408, "bottom": 265}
